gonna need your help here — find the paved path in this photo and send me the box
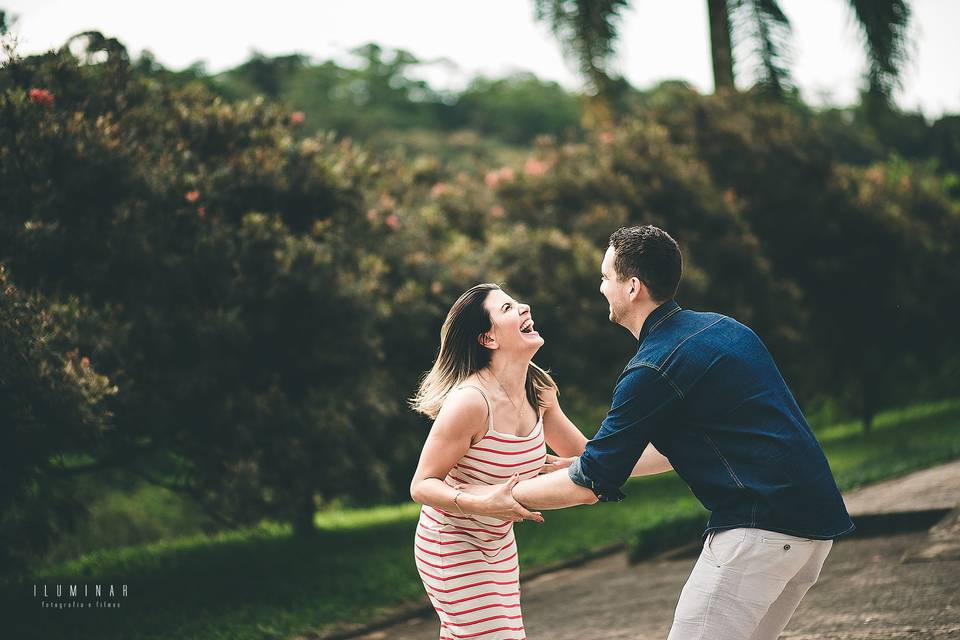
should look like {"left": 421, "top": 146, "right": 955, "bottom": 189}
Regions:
{"left": 842, "top": 460, "right": 960, "bottom": 515}
{"left": 355, "top": 461, "right": 960, "bottom": 640}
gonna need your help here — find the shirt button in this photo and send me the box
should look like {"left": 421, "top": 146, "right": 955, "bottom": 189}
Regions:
{"left": 783, "top": 544, "right": 791, "bottom": 551}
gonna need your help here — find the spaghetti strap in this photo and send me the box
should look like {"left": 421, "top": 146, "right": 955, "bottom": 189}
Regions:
{"left": 456, "top": 384, "right": 494, "bottom": 431}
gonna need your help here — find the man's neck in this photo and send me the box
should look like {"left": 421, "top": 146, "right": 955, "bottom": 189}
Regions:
{"left": 624, "top": 301, "right": 660, "bottom": 341}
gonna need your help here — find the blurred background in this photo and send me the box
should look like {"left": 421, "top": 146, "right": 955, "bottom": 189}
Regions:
{"left": 1, "top": 2, "right": 958, "bottom": 639}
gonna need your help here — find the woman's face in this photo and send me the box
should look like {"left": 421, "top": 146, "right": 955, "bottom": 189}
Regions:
{"left": 481, "top": 288, "right": 544, "bottom": 355}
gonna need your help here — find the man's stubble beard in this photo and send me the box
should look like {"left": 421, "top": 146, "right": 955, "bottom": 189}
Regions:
{"left": 608, "top": 300, "right": 625, "bottom": 326}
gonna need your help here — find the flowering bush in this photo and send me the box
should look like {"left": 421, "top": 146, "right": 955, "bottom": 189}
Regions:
{"left": 0, "top": 265, "right": 116, "bottom": 578}
{"left": 1, "top": 31, "right": 957, "bottom": 570}
{"left": 0, "top": 39, "right": 411, "bottom": 540}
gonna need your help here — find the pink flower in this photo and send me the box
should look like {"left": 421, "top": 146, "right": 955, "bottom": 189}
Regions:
{"left": 489, "top": 205, "right": 505, "bottom": 218}
{"left": 290, "top": 111, "right": 306, "bottom": 125}
{"left": 185, "top": 190, "right": 200, "bottom": 203}
{"left": 497, "top": 167, "right": 515, "bottom": 182}
{"left": 28, "top": 88, "right": 55, "bottom": 107}
{"left": 523, "top": 158, "right": 547, "bottom": 176}
{"left": 430, "top": 183, "right": 449, "bottom": 198}
{"left": 378, "top": 193, "right": 397, "bottom": 210}
{"left": 366, "top": 209, "right": 379, "bottom": 222}
{"left": 598, "top": 131, "right": 615, "bottom": 144}
{"left": 866, "top": 167, "right": 885, "bottom": 185}
{"left": 431, "top": 281, "right": 443, "bottom": 295}
{"left": 80, "top": 356, "right": 91, "bottom": 369}
{"left": 385, "top": 214, "right": 400, "bottom": 230}
{"left": 197, "top": 206, "right": 207, "bottom": 219}
{"left": 484, "top": 171, "right": 500, "bottom": 188}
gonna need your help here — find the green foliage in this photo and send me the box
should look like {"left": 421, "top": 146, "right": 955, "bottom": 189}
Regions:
{"left": 465, "top": 121, "right": 803, "bottom": 400}
{"left": 533, "top": 0, "right": 631, "bottom": 98}
{"left": 639, "top": 87, "right": 960, "bottom": 422}
{"left": 0, "top": 37, "right": 414, "bottom": 546}
{"left": 1, "top": 27, "right": 958, "bottom": 585}
{"left": 453, "top": 73, "right": 581, "bottom": 143}
{"left": 211, "top": 43, "right": 581, "bottom": 146}
{"left": 40, "top": 470, "right": 212, "bottom": 566}
{"left": 0, "top": 266, "right": 116, "bottom": 578}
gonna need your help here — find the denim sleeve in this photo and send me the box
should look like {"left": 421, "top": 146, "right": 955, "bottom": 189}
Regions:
{"left": 573, "top": 365, "right": 682, "bottom": 502}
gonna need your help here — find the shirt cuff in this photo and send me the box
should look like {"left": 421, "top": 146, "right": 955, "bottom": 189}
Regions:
{"left": 568, "top": 456, "right": 626, "bottom": 503}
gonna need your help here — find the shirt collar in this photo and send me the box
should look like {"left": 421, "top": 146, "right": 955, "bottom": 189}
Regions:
{"left": 638, "top": 299, "right": 681, "bottom": 344}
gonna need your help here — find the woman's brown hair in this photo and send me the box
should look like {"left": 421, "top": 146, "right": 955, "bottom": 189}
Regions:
{"left": 409, "top": 283, "right": 556, "bottom": 419}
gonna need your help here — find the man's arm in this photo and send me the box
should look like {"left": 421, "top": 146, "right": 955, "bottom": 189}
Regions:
{"left": 507, "top": 443, "right": 672, "bottom": 511}
{"left": 462, "top": 367, "right": 680, "bottom": 512}
{"left": 575, "top": 365, "right": 681, "bottom": 501}
{"left": 511, "top": 365, "right": 682, "bottom": 508}
{"left": 511, "top": 467, "right": 599, "bottom": 510}
{"left": 459, "top": 444, "right": 673, "bottom": 511}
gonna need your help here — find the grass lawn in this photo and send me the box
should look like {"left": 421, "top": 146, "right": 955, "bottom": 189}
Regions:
{"left": 5, "top": 399, "right": 959, "bottom": 640}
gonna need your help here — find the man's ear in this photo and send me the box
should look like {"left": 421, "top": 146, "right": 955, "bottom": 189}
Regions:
{"left": 628, "top": 277, "right": 644, "bottom": 302}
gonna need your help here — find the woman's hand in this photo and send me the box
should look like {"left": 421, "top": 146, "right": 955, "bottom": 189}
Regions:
{"left": 458, "top": 475, "right": 545, "bottom": 523}
{"left": 539, "top": 454, "right": 576, "bottom": 475}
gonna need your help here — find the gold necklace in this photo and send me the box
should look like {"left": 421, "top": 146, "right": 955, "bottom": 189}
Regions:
{"left": 489, "top": 369, "right": 526, "bottom": 421}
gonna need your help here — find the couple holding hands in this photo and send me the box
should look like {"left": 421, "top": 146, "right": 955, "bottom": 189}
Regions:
{"left": 409, "top": 225, "right": 853, "bottom": 640}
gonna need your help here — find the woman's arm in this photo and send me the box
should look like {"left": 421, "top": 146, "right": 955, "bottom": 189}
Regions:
{"left": 541, "top": 387, "right": 671, "bottom": 477}
{"left": 540, "top": 386, "right": 588, "bottom": 457}
{"left": 409, "top": 388, "right": 544, "bottom": 523}
{"left": 630, "top": 443, "right": 673, "bottom": 477}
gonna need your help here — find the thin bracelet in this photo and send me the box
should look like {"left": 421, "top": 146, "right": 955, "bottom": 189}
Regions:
{"left": 453, "top": 490, "right": 466, "bottom": 516}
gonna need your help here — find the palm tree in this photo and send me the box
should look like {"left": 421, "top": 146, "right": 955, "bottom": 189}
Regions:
{"left": 534, "top": 0, "right": 911, "bottom": 103}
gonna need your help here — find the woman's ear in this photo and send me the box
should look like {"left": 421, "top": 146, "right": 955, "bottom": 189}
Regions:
{"left": 478, "top": 332, "right": 497, "bottom": 350}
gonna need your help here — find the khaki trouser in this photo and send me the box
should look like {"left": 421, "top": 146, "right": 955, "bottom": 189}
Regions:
{"left": 667, "top": 527, "right": 834, "bottom": 640}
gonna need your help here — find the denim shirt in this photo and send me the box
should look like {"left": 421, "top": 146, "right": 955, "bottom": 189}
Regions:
{"left": 569, "top": 299, "right": 855, "bottom": 541}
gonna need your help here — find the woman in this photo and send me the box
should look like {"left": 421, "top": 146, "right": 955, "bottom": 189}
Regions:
{"left": 409, "top": 283, "right": 671, "bottom": 640}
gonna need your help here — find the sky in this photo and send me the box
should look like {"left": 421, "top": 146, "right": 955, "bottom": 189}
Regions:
{"left": 3, "top": 0, "right": 958, "bottom": 119}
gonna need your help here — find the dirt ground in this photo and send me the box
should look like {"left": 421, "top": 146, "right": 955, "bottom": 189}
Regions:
{"left": 351, "top": 461, "right": 960, "bottom": 640}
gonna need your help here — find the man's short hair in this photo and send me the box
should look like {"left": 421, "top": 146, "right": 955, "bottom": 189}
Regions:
{"left": 608, "top": 225, "right": 683, "bottom": 302}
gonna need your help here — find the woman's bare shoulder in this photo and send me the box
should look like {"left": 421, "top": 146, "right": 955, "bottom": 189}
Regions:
{"left": 433, "top": 384, "right": 490, "bottom": 438}
{"left": 539, "top": 383, "right": 559, "bottom": 411}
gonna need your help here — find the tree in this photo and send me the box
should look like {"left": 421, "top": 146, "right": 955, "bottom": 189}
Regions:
{"left": 535, "top": 0, "right": 911, "bottom": 105}
{"left": 533, "top": 0, "right": 633, "bottom": 125}
{"left": 228, "top": 51, "right": 308, "bottom": 98}
{"left": 452, "top": 73, "right": 581, "bottom": 143}
{"left": 640, "top": 87, "right": 960, "bottom": 431}
{"left": 0, "top": 266, "right": 117, "bottom": 580}
{"left": 0, "top": 35, "right": 403, "bottom": 538}
{"left": 708, "top": 0, "right": 735, "bottom": 92}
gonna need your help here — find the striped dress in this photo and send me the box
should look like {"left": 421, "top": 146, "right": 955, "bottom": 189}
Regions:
{"left": 415, "top": 384, "right": 547, "bottom": 640}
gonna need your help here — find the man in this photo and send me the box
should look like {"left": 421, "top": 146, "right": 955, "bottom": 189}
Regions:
{"left": 508, "top": 225, "right": 854, "bottom": 640}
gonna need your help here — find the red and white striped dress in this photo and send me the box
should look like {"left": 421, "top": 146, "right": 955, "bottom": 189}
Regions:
{"left": 415, "top": 384, "right": 547, "bottom": 640}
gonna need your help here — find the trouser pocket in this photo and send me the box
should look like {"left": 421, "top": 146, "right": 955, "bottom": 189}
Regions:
{"left": 735, "top": 530, "right": 818, "bottom": 603}
{"left": 704, "top": 528, "right": 749, "bottom": 567}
